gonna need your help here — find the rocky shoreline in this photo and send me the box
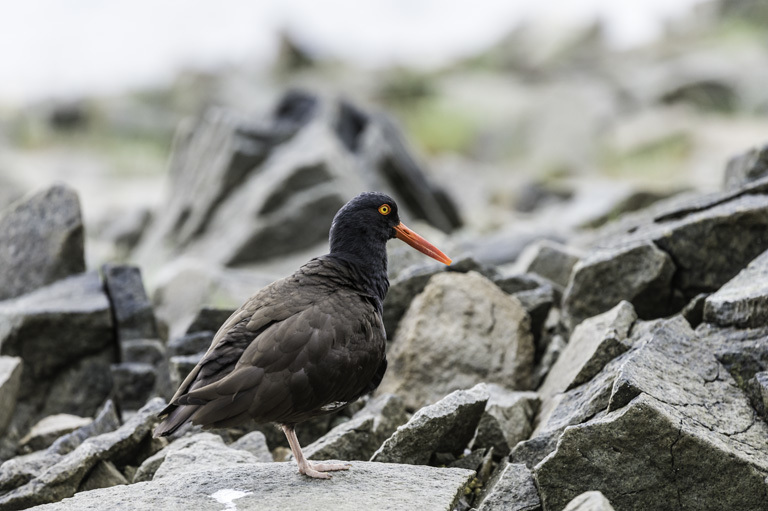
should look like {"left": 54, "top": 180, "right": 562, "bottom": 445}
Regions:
{"left": 0, "top": 91, "right": 767, "bottom": 510}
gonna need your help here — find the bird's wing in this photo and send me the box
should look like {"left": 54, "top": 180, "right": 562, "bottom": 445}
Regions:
{"left": 171, "top": 280, "right": 386, "bottom": 426}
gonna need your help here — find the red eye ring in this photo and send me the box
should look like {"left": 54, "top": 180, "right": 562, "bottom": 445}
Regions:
{"left": 378, "top": 204, "right": 391, "bottom": 215}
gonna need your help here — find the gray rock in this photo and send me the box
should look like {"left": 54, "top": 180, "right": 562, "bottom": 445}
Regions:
{"left": 472, "top": 385, "right": 539, "bottom": 457}
{"left": 77, "top": 461, "right": 127, "bottom": 493}
{"left": 120, "top": 339, "right": 165, "bottom": 366}
{"left": 703, "top": 248, "right": 768, "bottom": 328}
{"left": 723, "top": 143, "right": 768, "bottom": 190}
{"left": 0, "top": 185, "right": 84, "bottom": 301}
{"left": 134, "top": 93, "right": 460, "bottom": 270}
{"left": 39, "top": 349, "right": 114, "bottom": 420}
{"left": 754, "top": 371, "right": 768, "bottom": 421}
{"left": 511, "top": 284, "right": 555, "bottom": 346}
{"left": 514, "top": 239, "right": 582, "bottom": 288}
{"left": 590, "top": 190, "right": 768, "bottom": 300}
{"left": 535, "top": 317, "right": 768, "bottom": 510}
{"left": 183, "top": 307, "right": 234, "bottom": 335}
{"left": 0, "top": 357, "right": 22, "bottom": 436}
{"left": 19, "top": 415, "right": 91, "bottom": 453}
{"left": 0, "top": 402, "right": 120, "bottom": 493}
{"left": 29, "top": 461, "right": 474, "bottom": 511}
{"left": 562, "top": 242, "right": 674, "bottom": 330}
{"left": 167, "top": 332, "right": 214, "bottom": 358}
{"left": 681, "top": 292, "right": 708, "bottom": 328}
{"left": 168, "top": 354, "right": 201, "bottom": 392}
{"left": 229, "top": 431, "right": 273, "bottom": 463}
{"left": 303, "top": 394, "right": 408, "bottom": 462}
{"left": 539, "top": 301, "right": 636, "bottom": 399}
{"left": 134, "top": 433, "right": 258, "bottom": 483}
{"left": 475, "top": 462, "right": 541, "bottom": 511}
{"left": 0, "top": 398, "right": 165, "bottom": 510}
{"left": 110, "top": 363, "right": 156, "bottom": 411}
{"left": 101, "top": 264, "right": 159, "bottom": 342}
{"left": 379, "top": 272, "right": 534, "bottom": 409}
{"left": 562, "top": 491, "right": 615, "bottom": 511}
{"left": 0, "top": 272, "right": 113, "bottom": 386}
{"left": 371, "top": 384, "right": 488, "bottom": 465}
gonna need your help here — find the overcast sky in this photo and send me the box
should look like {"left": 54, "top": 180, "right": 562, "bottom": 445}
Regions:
{"left": 0, "top": 0, "right": 705, "bottom": 104}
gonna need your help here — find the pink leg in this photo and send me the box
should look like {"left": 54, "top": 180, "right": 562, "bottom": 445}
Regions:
{"left": 281, "top": 425, "right": 351, "bottom": 479}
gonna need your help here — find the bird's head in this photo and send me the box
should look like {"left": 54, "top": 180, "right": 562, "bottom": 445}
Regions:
{"left": 329, "top": 192, "right": 452, "bottom": 265}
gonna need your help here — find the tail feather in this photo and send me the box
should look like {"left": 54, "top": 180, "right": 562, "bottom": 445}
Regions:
{"left": 153, "top": 404, "right": 199, "bottom": 437}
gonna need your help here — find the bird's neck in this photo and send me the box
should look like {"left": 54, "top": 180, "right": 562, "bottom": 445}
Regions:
{"left": 328, "top": 239, "right": 390, "bottom": 302}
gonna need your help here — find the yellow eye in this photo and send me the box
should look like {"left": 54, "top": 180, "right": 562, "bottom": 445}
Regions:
{"left": 378, "top": 204, "right": 391, "bottom": 215}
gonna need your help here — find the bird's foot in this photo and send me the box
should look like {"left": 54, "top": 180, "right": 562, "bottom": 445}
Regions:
{"left": 298, "top": 460, "right": 351, "bottom": 479}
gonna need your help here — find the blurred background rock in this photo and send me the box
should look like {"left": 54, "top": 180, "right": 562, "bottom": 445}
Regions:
{"left": 1, "top": 0, "right": 767, "bottom": 319}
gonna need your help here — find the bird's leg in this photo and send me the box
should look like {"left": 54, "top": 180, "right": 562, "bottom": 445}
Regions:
{"left": 281, "top": 424, "right": 350, "bottom": 479}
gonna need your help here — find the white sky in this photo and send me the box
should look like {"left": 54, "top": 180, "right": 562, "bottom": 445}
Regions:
{"left": 0, "top": 0, "right": 705, "bottom": 104}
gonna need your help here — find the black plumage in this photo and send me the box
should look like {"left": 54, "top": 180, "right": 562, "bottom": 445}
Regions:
{"left": 154, "top": 192, "right": 451, "bottom": 478}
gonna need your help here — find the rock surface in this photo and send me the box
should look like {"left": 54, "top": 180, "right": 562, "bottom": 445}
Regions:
{"left": 371, "top": 384, "right": 488, "bottom": 465}
{"left": 514, "top": 239, "right": 582, "bottom": 288}
{"left": 562, "top": 491, "right": 615, "bottom": 511}
{"left": 303, "top": 394, "right": 408, "bottom": 462}
{"left": 472, "top": 385, "right": 539, "bottom": 457}
{"left": 31, "top": 461, "right": 474, "bottom": 511}
{"left": 0, "top": 399, "right": 164, "bottom": 510}
{"left": 534, "top": 317, "right": 768, "bottom": 510}
{"left": 379, "top": 272, "right": 534, "bottom": 408}
{"left": 101, "top": 264, "right": 159, "bottom": 342}
{"left": 19, "top": 415, "right": 92, "bottom": 453}
{"left": 562, "top": 241, "right": 674, "bottom": 329}
{"left": 0, "top": 358, "right": 22, "bottom": 437}
{"left": 475, "top": 462, "right": 541, "bottom": 511}
{"left": 0, "top": 185, "right": 84, "bottom": 301}
{"left": 703, "top": 248, "right": 768, "bottom": 328}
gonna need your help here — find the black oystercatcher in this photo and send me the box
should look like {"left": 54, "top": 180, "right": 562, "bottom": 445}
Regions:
{"left": 154, "top": 192, "right": 451, "bottom": 478}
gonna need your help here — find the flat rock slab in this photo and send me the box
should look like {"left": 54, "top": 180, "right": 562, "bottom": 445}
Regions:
{"left": 27, "top": 462, "right": 474, "bottom": 511}
{"left": 0, "top": 356, "right": 22, "bottom": 436}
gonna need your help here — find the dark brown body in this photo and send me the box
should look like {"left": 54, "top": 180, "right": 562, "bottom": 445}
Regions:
{"left": 155, "top": 255, "right": 387, "bottom": 435}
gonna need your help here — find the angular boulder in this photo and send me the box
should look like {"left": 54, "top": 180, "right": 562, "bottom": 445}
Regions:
{"left": 562, "top": 242, "right": 674, "bottom": 330}
{"left": 0, "top": 185, "right": 84, "bottom": 301}
{"left": 472, "top": 385, "right": 539, "bottom": 457}
{"left": 534, "top": 317, "right": 768, "bottom": 510}
{"left": 371, "top": 384, "right": 488, "bottom": 465}
{"left": 703, "top": 248, "right": 768, "bottom": 328}
{"left": 379, "top": 272, "right": 534, "bottom": 408}
{"left": 101, "top": 264, "right": 159, "bottom": 342}
{"left": 475, "top": 462, "right": 541, "bottom": 511}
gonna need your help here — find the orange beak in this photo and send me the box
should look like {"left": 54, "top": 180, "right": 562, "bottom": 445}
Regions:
{"left": 393, "top": 222, "right": 452, "bottom": 265}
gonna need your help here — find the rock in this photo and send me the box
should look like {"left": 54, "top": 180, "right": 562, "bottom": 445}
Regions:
{"left": 29, "top": 461, "right": 474, "bottom": 511}
{"left": 165, "top": 308, "right": 235, "bottom": 358}
{"left": 754, "top": 371, "right": 768, "bottom": 421}
{"left": 562, "top": 491, "right": 615, "bottom": 511}
{"left": 510, "top": 284, "right": 555, "bottom": 345}
{"left": 0, "top": 399, "right": 165, "bottom": 510}
{"left": 0, "top": 272, "right": 114, "bottom": 404}
{"left": 77, "top": 461, "right": 128, "bottom": 492}
{"left": 475, "top": 461, "right": 541, "bottom": 511}
{"left": 589, "top": 188, "right": 768, "bottom": 301}
{"left": 514, "top": 239, "right": 582, "bottom": 288}
{"left": 0, "top": 402, "right": 120, "bottom": 493}
{"left": 120, "top": 339, "right": 165, "bottom": 366}
{"left": 39, "top": 349, "right": 114, "bottom": 420}
{"left": 562, "top": 242, "right": 674, "bottom": 330}
{"left": 229, "top": 431, "right": 273, "bottom": 463}
{"left": 134, "top": 92, "right": 460, "bottom": 271}
{"left": 303, "top": 394, "right": 408, "bottom": 462}
{"left": 134, "top": 433, "right": 259, "bottom": 483}
{"left": 539, "top": 301, "right": 636, "bottom": 398}
{"left": 379, "top": 272, "right": 534, "bottom": 409}
{"left": 182, "top": 307, "right": 233, "bottom": 336}
{"left": 0, "top": 357, "right": 22, "bottom": 436}
{"left": 703, "top": 248, "right": 768, "bottom": 328}
{"left": 167, "top": 333, "right": 212, "bottom": 358}
{"left": 371, "top": 384, "right": 488, "bottom": 465}
{"left": 110, "top": 363, "right": 156, "bottom": 411}
{"left": 472, "top": 385, "right": 539, "bottom": 457}
{"left": 681, "top": 292, "right": 708, "bottom": 328}
{"left": 534, "top": 317, "right": 768, "bottom": 510}
{"left": 382, "top": 256, "right": 494, "bottom": 340}
{"left": 0, "top": 185, "right": 84, "bottom": 301}
{"left": 19, "top": 415, "right": 92, "bottom": 453}
{"left": 723, "top": 143, "right": 768, "bottom": 190}
{"left": 101, "top": 264, "right": 159, "bottom": 342}
{"left": 168, "top": 354, "right": 200, "bottom": 392}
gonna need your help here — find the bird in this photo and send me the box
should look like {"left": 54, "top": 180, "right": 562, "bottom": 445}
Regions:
{"left": 153, "top": 192, "right": 452, "bottom": 478}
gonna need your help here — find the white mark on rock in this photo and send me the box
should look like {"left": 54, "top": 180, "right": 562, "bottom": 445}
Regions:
{"left": 211, "top": 489, "right": 252, "bottom": 510}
